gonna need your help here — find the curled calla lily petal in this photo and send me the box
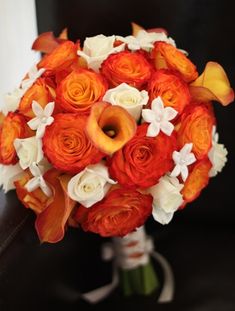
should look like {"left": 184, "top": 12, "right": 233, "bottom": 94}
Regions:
{"left": 35, "top": 169, "right": 76, "bottom": 243}
{"left": 86, "top": 102, "right": 137, "bottom": 155}
{"left": 190, "top": 62, "right": 234, "bottom": 106}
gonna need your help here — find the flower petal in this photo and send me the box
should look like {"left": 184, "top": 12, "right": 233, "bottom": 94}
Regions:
{"left": 142, "top": 109, "right": 155, "bottom": 123}
{"left": 185, "top": 153, "right": 196, "bottom": 166}
{"left": 36, "top": 124, "right": 46, "bottom": 139}
{"left": 146, "top": 121, "right": 160, "bottom": 137}
{"left": 32, "top": 100, "right": 44, "bottom": 117}
{"left": 181, "top": 165, "right": 189, "bottom": 182}
{"left": 27, "top": 117, "right": 41, "bottom": 130}
{"left": 35, "top": 170, "right": 76, "bottom": 243}
{"left": 170, "top": 164, "right": 181, "bottom": 178}
{"left": 152, "top": 96, "right": 164, "bottom": 112}
{"left": 190, "top": 61, "right": 234, "bottom": 106}
{"left": 152, "top": 206, "right": 174, "bottom": 225}
{"left": 44, "top": 102, "right": 55, "bottom": 117}
{"left": 160, "top": 121, "right": 174, "bottom": 136}
{"left": 164, "top": 107, "right": 178, "bottom": 120}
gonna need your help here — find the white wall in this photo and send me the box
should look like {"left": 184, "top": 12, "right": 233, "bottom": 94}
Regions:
{"left": 0, "top": 0, "right": 39, "bottom": 107}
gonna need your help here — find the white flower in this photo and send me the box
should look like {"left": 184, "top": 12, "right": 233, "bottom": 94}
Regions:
{"left": 77, "top": 34, "right": 125, "bottom": 72}
{"left": 149, "top": 175, "right": 184, "bottom": 225}
{"left": 2, "top": 88, "right": 24, "bottom": 115}
{"left": 27, "top": 101, "right": 54, "bottom": 138}
{"left": 116, "top": 29, "right": 176, "bottom": 52}
{"left": 170, "top": 143, "right": 196, "bottom": 182}
{"left": 14, "top": 137, "right": 44, "bottom": 170}
{"left": 25, "top": 163, "right": 52, "bottom": 197}
{"left": 142, "top": 96, "right": 177, "bottom": 137}
{"left": 0, "top": 163, "right": 24, "bottom": 193}
{"left": 103, "top": 83, "right": 149, "bottom": 121}
{"left": 21, "top": 65, "right": 45, "bottom": 92}
{"left": 208, "top": 126, "right": 228, "bottom": 177}
{"left": 67, "top": 162, "right": 116, "bottom": 208}
{"left": 1, "top": 66, "right": 45, "bottom": 115}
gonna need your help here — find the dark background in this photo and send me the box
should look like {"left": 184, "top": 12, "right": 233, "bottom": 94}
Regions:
{"left": 0, "top": 0, "right": 235, "bottom": 310}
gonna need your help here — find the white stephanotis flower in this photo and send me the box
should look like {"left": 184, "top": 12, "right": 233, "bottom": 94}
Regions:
{"left": 27, "top": 101, "right": 54, "bottom": 138}
{"left": 148, "top": 175, "right": 184, "bottom": 225}
{"left": 77, "top": 34, "right": 125, "bottom": 72}
{"left": 67, "top": 162, "right": 116, "bottom": 208}
{"left": 142, "top": 96, "right": 177, "bottom": 137}
{"left": 103, "top": 83, "right": 149, "bottom": 121}
{"left": 21, "top": 65, "right": 45, "bottom": 92}
{"left": 25, "top": 163, "right": 52, "bottom": 197}
{"left": 170, "top": 143, "right": 196, "bottom": 182}
{"left": 0, "top": 163, "right": 24, "bottom": 193}
{"left": 14, "top": 137, "right": 44, "bottom": 170}
{"left": 208, "top": 126, "right": 228, "bottom": 177}
{"left": 116, "top": 29, "right": 176, "bottom": 52}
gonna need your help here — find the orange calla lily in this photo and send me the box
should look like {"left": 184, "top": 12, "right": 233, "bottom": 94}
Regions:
{"left": 190, "top": 61, "right": 234, "bottom": 106}
{"left": 131, "top": 22, "right": 167, "bottom": 36}
{"left": 35, "top": 169, "right": 76, "bottom": 243}
{"left": 32, "top": 28, "right": 68, "bottom": 54}
{"left": 86, "top": 102, "right": 137, "bottom": 155}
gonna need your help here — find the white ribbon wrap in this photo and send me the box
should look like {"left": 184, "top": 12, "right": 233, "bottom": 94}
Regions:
{"left": 82, "top": 227, "right": 174, "bottom": 304}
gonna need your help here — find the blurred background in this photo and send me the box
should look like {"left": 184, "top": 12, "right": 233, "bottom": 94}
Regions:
{"left": 0, "top": 0, "right": 235, "bottom": 310}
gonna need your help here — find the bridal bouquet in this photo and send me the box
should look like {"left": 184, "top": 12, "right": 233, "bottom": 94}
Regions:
{"left": 0, "top": 23, "right": 233, "bottom": 300}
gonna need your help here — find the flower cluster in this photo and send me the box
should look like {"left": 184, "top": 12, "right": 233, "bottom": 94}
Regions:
{"left": 0, "top": 23, "right": 233, "bottom": 242}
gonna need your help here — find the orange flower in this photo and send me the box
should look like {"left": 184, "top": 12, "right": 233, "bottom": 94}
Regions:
{"left": 57, "top": 69, "right": 108, "bottom": 114}
{"left": 151, "top": 42, "right": 198, "bottom": 83}
{"left": 43, "top": 113, "right": 104, "bottom": 174}
{"left": 32, "top": 28, "right": 68, "bottom": 54}
{"left": 190, "top": 62, "right": 234, "bottom": 106}
{"left": 18, "top": 78, "right": 55, "bottom": 119}
{"left": 35, "top": 170, "right": 76, "bottom": 243}
{"left": 38, "top": 41, "right": 78, "bottom": 75}
{"left": 0, "top": 112, "right": 29, "bottom": 164}
{"left": 181, "top": 158, "right": 212, "bottom": 204}
{"left": 109, "top": 124, "right": 177, "bottom": 188}
{"left": 177, "top": 103, "right": 215, "bottom": 160}
{"left": 15, "top": 170, "right": 51, "bottom": 214}
{"left": 101, "top": 51, "right": 153, "bottom": 88}
{"left": 148, "top": 69, "right": 191, "bottom": 114}
{"left": 86, "top": 102, "right": 137, "bottom": 154}
{"left": 76, "top": 187, "right": 153, "bottom": 237}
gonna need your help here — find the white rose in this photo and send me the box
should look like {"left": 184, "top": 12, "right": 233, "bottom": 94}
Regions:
{"left": 148, "top": 175, "right": 184, "bottom": 225}
{"left": 77, "top": 34, "right": 125, "bottom": 72}
{"left": 208, "top": 127, "right": 228, "bottom": 177}
{"left": 14, "top": 136, "right": 44, "bottom": 170}
{"left": 103, "top": 83, "right": 149, "bottom": 121}
{"left": 0, "top": 163, "right": 24, "bottom": 192}
{"left": 67, "top": 163, "right": 116, "bottom": 208}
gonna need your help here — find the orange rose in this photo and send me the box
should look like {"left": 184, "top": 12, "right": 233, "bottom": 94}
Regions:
{"left": 15, "top": 170, "right": 50, "bottom": 214}
{"left": 42, "top": 113, "right": 104, "bottom": 174}
{"left": 76, "top": 187, "right": 153, "bottom": 237}
{"left": 38, "top": 41, "right": 77, "bottom": 75}
{"left": 101, "top": 51, "right": 153, "bottom": 88}
{"left": 18, "top": 78, "right": 55, "bottom": 119}
{"left": 108, "top": 124, "right": 177, "bottom": 188}
{"left": 151, "top": 42, "right": 198, "bottom": 83}
{"left": 181, "top": 158, "right": 212, "bottom": 204}
{"left": 56, "top": 69, "right": 108, "bottom": 114}
{"left": 148, "top": 69, "right": 191, "bottom": 114}
{"left": 177, "top": 103, "right": 215, "bottom": 160}
{"left": 0, "top": 112, "right": 29, "bottom": 164}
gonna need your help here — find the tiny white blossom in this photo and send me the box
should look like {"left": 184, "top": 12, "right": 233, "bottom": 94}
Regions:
{"left": 25, "top": 163, "right": 52, "bottom": 197}
{"left": 170, "top": 143, "right": 196, "bottom": 182}
{"left": 1, "top": 65, "right": 45, "bottom": 115}
{"left": 142, "top": 96, "right": 177, "bottom": 137}
{"left": 27, "top": 101, "right": 55, "bottom": 138}
{"left": 116, "top": 29, "right": 176, "bottom": 52}
{"left": 21, "top": 65, "right": 45, "bottom": 92}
